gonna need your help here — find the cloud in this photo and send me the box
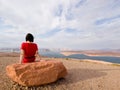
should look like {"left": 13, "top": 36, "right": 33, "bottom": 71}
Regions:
{"left": 95, "top": 15, "right": 120, "bottom": 25}
{"left": 0, "top": 0, "right": 120, "bottom": 49}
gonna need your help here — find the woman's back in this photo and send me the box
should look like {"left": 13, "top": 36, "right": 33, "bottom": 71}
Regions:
{"left": 21, "top": 42, "right": 38, "bottom": 57}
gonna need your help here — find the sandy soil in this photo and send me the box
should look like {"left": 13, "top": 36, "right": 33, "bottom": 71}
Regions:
{"left": 61, "top": 50, "right": 120, "bottom": 57}
{"left": 0, "top": 52, "right": 120, "bottom": 90}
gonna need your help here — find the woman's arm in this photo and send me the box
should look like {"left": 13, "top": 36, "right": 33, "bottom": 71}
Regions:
{"left": 35, "top": 50, "right": 41, "bottom": 61}
{"left": 19, "top": 49, "right": 24, "bottom": 63}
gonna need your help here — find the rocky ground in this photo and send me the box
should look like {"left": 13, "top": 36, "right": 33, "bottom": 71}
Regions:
{"left": 0, "top": 52, "right": 120, "bottom": 90}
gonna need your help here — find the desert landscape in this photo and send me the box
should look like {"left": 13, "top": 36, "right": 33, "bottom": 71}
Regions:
{"left": 0, "top": 52, "right": 120, "bottom": 90}
{"left": 61, "top": 50, "right": 120, "bottom": 57}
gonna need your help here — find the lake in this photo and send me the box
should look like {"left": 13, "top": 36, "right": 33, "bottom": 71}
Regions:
{"left": 40, "top": 51, "right": 120, "bottom": 64}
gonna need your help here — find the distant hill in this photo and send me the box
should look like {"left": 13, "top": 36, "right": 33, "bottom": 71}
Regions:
{"left": 61, "top": 50, "right": 120, "bottom": 57}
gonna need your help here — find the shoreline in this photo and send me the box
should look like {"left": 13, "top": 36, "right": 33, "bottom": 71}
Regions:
{"left": 0, "top": 51, "right": 120, "bottom": 64}
{"left": 64, "top": 58, "right": 120, "bottom": 65}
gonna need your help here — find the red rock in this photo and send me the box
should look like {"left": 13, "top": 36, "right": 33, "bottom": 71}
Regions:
{"left": 6, "top": 60, "right": 67, "bottom": 86}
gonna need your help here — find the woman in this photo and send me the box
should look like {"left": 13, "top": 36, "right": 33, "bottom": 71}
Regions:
{"left": 19, "top": 33, "right": 41, "bottom": 63}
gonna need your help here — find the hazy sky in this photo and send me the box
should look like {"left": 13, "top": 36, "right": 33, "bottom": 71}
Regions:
{"left": 0, "top": 0, "right": 120, "bottom": 50}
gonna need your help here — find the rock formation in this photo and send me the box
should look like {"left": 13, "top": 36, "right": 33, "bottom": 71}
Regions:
{"left": 6, "top": 60, "right": 67, "bottom": 86}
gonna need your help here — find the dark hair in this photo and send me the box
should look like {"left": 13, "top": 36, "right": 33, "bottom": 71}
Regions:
{"left": 25, "top": 33, "right": 34, "bottom": 42}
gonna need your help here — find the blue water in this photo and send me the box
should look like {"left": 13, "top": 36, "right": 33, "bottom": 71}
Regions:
{"left": 40, "top": 51, "right": 120, "bottom": 64}
{"left": 68, "top": 54, "right": 120, "bottom": 64}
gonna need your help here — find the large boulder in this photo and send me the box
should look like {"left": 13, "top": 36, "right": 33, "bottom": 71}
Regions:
{"left": 6, "top": 60, "right": 67, "bottom": 86}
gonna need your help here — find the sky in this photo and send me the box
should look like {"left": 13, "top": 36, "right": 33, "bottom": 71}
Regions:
{"left": 0, "top": 0, "right": 120, "bottom": 50}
